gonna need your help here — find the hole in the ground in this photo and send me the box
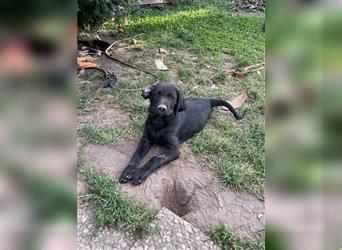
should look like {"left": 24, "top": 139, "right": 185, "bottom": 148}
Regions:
{"left": 160, "top": 181, "right": 194, "bottom": 218}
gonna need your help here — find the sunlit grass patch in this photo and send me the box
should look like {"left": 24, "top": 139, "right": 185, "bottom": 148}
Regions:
{"left": 105, "top": 7, "right": 264, "bottom": 64}
{"left": 208, "top": 224, "right": 264, "bottom": 250}
{"left": 81, "top": 168, "right": 157, "bottom": 234}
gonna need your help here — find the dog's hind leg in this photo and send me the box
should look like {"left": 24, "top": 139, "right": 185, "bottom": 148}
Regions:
{"left": 119, "top": 136, "right": 152, "bottom": 183}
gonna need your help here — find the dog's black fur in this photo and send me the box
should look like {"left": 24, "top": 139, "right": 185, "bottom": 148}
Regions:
{"left": 119, "top": 82, "right": 245, "bottom": 185}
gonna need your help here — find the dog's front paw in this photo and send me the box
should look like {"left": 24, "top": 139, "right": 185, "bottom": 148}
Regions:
{"left": 131, "top": 168, "right": 150, "bottom": 185}
{"left": 119, "top": 166, "right": 137, "bottom": 184}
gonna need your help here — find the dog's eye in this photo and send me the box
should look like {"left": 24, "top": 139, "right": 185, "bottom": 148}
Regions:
{"left": 168, "top": 94, "right": 175, "bottom": 99}
{"left": 157, "top": 91, "right": 162, "bottom": 96}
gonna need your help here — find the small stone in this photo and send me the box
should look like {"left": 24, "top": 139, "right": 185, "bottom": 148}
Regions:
{"left": 185, "top": 224, "right": 193, "bottom": 233}
{"left": 83, "top": 228, "right": 88, "bottom": 234}
{"left": 176, "top": 233, "right": 182, "bottom": 238}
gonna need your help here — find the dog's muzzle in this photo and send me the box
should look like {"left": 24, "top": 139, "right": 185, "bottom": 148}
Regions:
{"left": 157, "top": 104, "right": 167, "bottom": 114}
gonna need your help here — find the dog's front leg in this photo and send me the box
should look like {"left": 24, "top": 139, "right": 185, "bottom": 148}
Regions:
{"left": 119, "top": 136, "right": 151, "bottom": 183}
{"left": 131, "top": 141, "right": 180, "bottom": 185}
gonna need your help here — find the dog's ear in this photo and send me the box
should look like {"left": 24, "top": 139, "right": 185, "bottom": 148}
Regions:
{"left": 142, "top": 82, "right": 159, "bottom": 99}
{"left": 176, "top": 89, "right": 186, "bottom": 112}
{"left": 142, "top": 84, "right": 154, "bottom": 99}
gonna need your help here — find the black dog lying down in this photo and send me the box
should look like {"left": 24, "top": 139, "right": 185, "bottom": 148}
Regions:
{"left": 119, "top": 82, "right": 245, "bottom": 185}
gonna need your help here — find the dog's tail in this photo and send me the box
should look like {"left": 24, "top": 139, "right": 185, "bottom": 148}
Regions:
{"left": 210, "top": 99, "right": 245, "bottom": 120}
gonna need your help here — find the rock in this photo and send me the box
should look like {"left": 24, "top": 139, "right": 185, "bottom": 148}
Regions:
{"left": 155, "top": 58, "right": 168, "bottom": 71}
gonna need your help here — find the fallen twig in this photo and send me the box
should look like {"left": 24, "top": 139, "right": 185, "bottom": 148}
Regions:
{"left": 227, "top": 61, "right": 265, "bottom": 78}
{"left": 105, "top": 34, "right": 158, "bottom": 78}
{"left": 241, "top": 62, "right": 265, "bottom": 71}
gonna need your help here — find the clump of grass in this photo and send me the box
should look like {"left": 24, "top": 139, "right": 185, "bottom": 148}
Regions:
{"left": 187, "top": 119, "right": 265, "bottom": 200}
{"left": 156, "top": 71, "right": 172, "bottom": 81}
{"left": 171, "top": 52, "right": 187, "bottom": 64}
{"left": 78, "top": 124, "right": 133, "bottom": 144}
{"left": 178, "top": 67, "right": 195, "bottom": 81}
{"left": 196, "top": 75, "right": 212, "bottom": 85}
{"left": 208, "top": 224, "right": 264, "bottom": 250}
{"left": 81, "top": 168, "right": 157, "bottom": 234}
{"left": 213, "top": 70, "right": 229, "bottom": 83}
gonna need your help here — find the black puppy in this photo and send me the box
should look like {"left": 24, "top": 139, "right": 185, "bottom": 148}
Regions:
{"left": 119, "top": 83, "right": 244, "bottom": 185}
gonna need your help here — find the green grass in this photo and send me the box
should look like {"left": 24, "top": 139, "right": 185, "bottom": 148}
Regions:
{"left": 105, "top": 6, "right": 264, "bottom": 64}
{"left": 213, "top": 69, "right": 229, "bottom": 83}
{"left": 178, "top": 67, "right": 195, "bottom": 81}
{"left": 81, "top": 168, "right": 157, "bottom": 234}
{"left": 170, "top": 52, "right": 188, "bottom": 64}
{"left": 78, "top": 124, "right": 135, "bottom": 144}
{"left": 208, "top": 224, "right": 264, "bottom": 250}
{"left": 187, "top": 114, "right": 265, "bottom": 199}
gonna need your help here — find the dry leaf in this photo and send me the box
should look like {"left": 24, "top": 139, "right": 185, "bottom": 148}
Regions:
{"left": 155, "top": 58, "right": 168, "bottom": 71}
{"left": 77, "top": 60, "right": 99, "bottom": 70}
{"left": 77, "top": 56, "right": 96, "bottom": 63}
{"left": 130, "top": 38, "right": 138, "bottom": 45}
{"left": 222, "top": 92, "right": 248, "bottom": 111}
{"left": 229, "top": 92, "right": 248, "bottom": 109}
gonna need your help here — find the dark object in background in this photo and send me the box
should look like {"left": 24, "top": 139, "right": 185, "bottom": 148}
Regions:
{"left": 77, "top": 0, "right": 127, "bottom": 30}
{"left": 101, "top": 73, "right": 118, "bottom": 88}
{"left": 262, "top": 22, "right": 265, "bottom": 32}
{"left": 230, "top": 0, "right": 265, "bottom": 12}
{"left": 77, "top": 39, "right": 110, "bottom": 52}
{"left": 136, "top": 2, "right": 173, "bottom": 11}
{"left": 78, "top": 39, "right": 110, "bottom": 56}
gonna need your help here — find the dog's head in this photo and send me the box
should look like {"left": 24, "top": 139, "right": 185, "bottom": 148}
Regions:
{"left": 142, "top": 82, "right": 186, "bottom": 116}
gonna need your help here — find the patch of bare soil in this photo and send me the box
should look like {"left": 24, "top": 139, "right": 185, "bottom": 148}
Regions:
{"left": 78, "top": 98, "right": 131, "bottom": 128}
{"left": 94, "top": 56, "right": 137, "bottom": 77}
{"left": 221, "top": 53, "right": 236, "bottom": 72}
{"left": 81, "top": 139, "right": 264, "bottom": 240}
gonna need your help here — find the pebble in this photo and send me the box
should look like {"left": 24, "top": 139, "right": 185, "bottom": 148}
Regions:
{"left": 185, "top": 224, "right": 193, "bottom": 233}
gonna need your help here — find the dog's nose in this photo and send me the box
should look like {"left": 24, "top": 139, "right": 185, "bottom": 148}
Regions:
{"left": 157, "top": 104, "right": 167, "bottom": 113}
